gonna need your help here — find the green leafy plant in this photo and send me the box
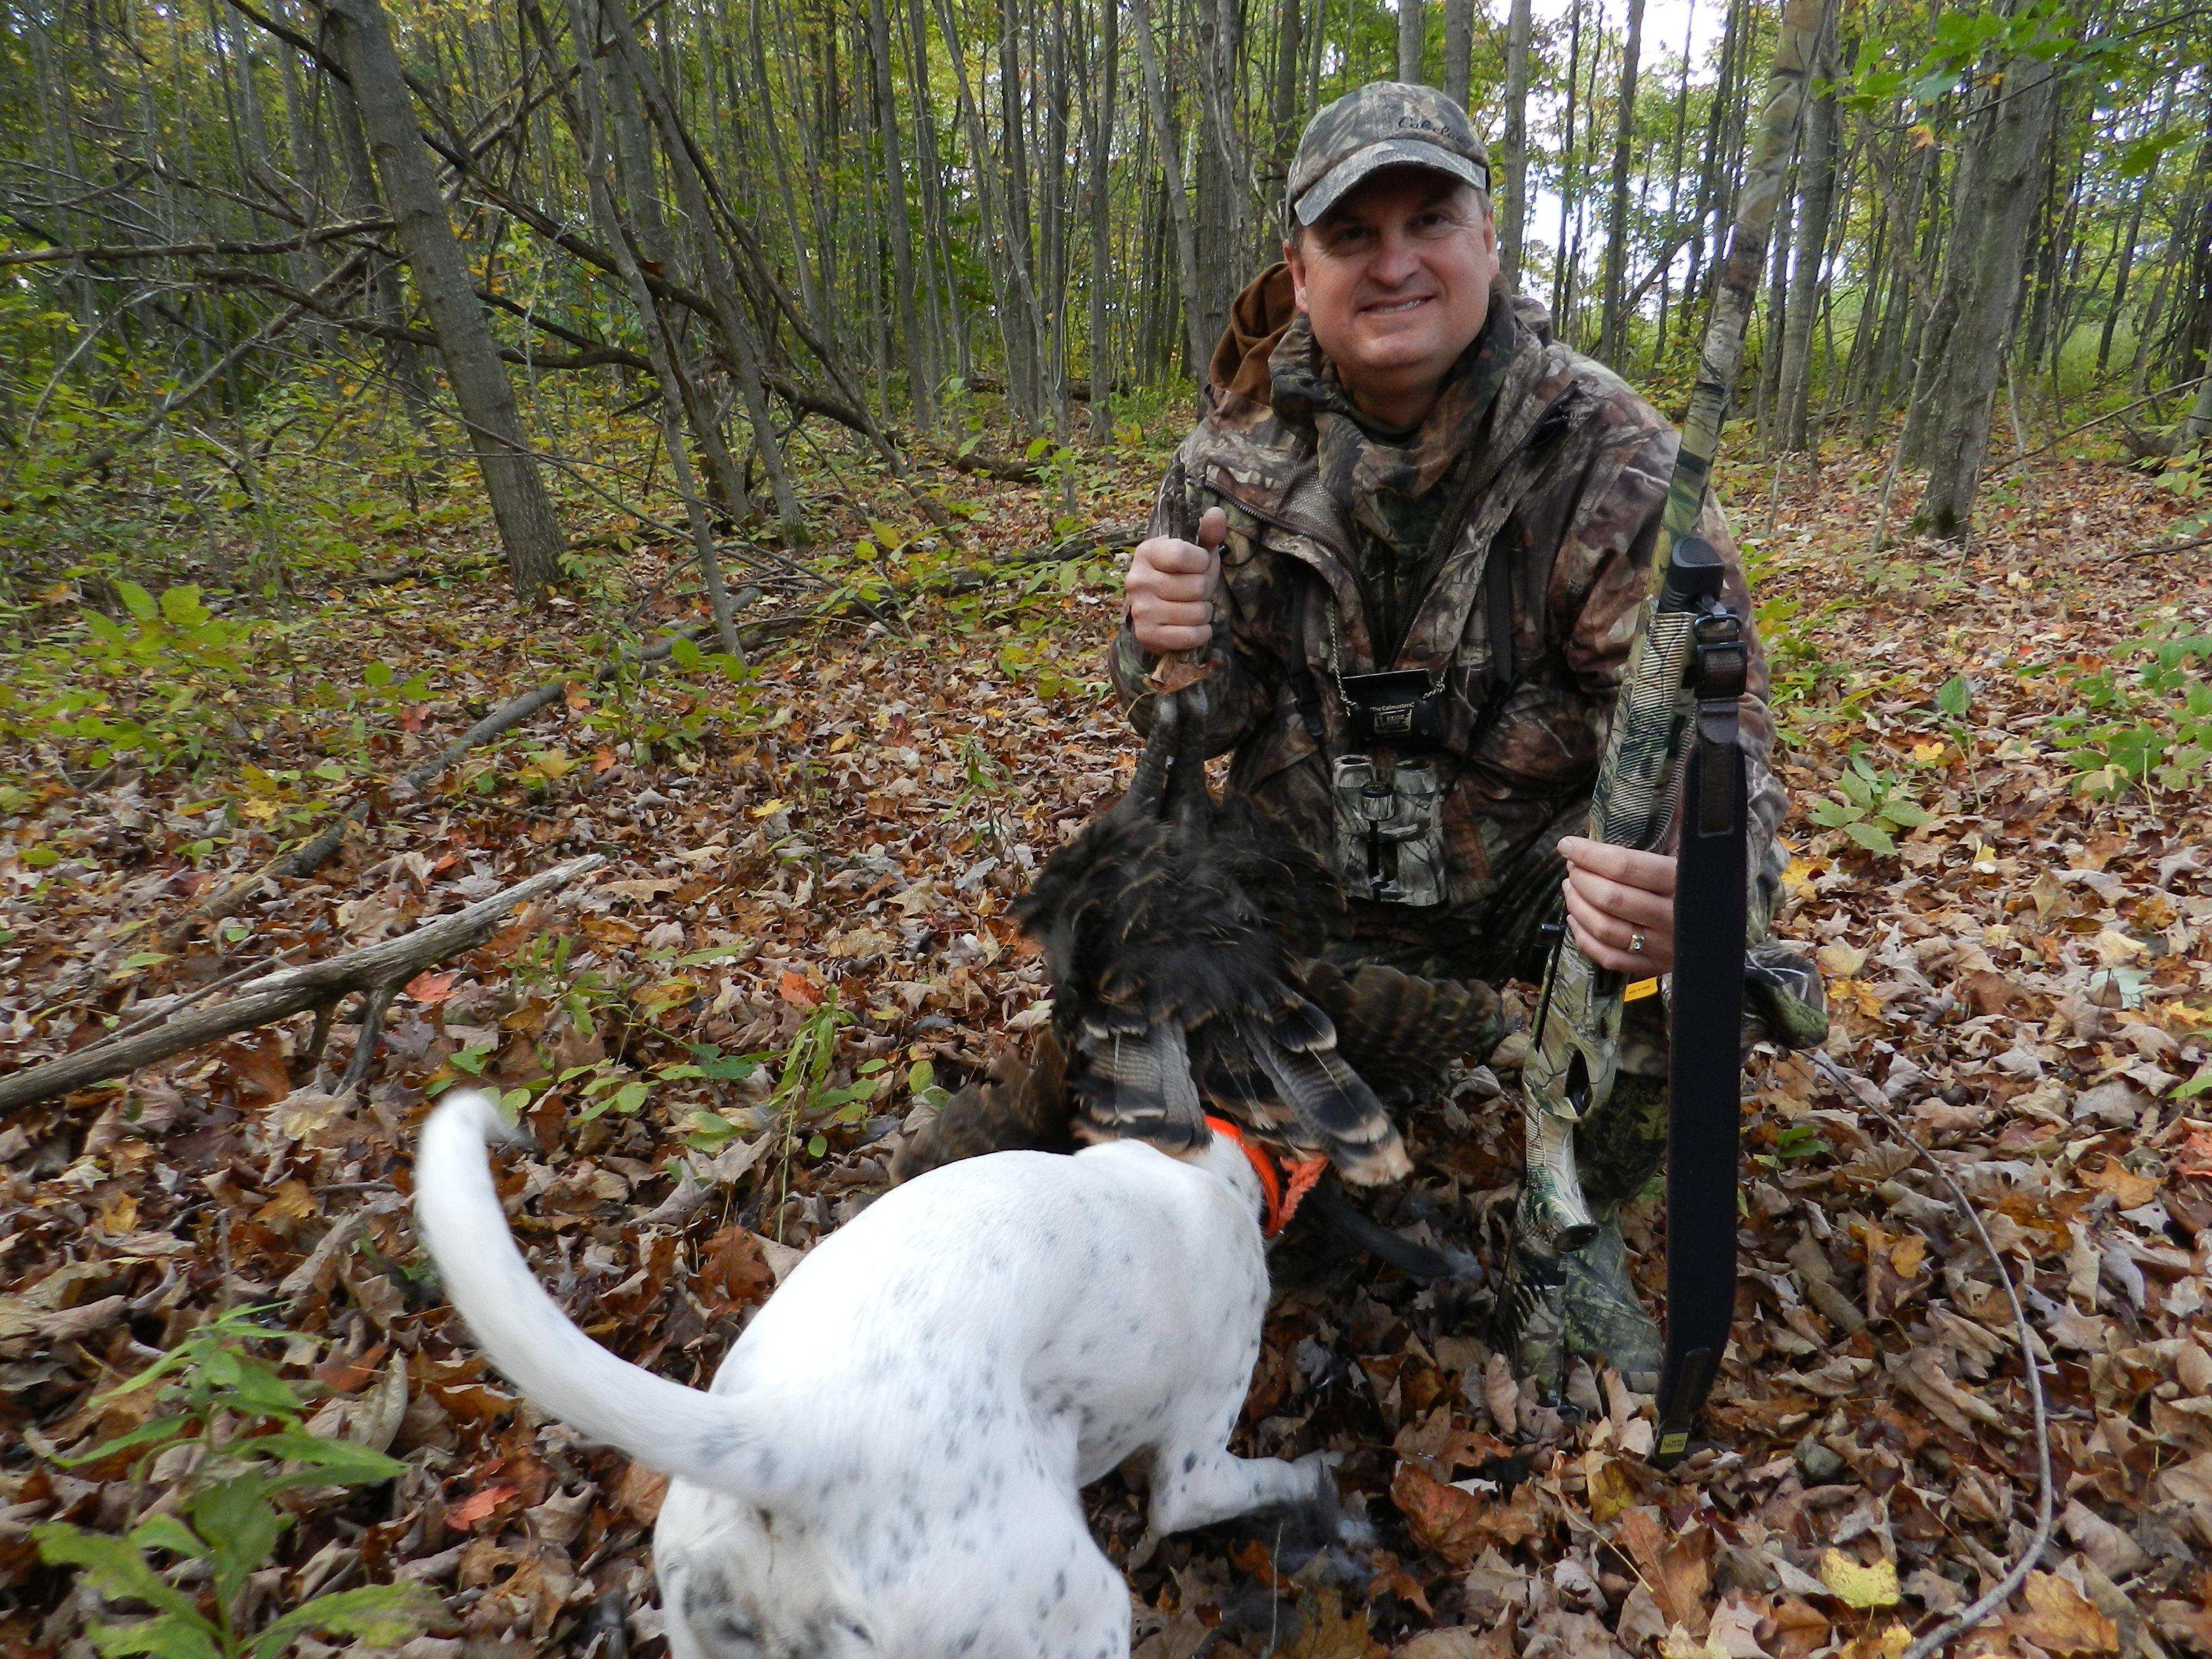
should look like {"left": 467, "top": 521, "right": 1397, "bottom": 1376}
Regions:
{"left": 32, "top": 1308, "right": 444, "bottom": 1659}
{"left": 0, "top": 582, "right": 265, "bottom": 776}
{"left": 1806, "top": 752, "right": 1933, "bottom": 856}
{"left": 2047, "top": 626, "right": 2212, "bottom": 800}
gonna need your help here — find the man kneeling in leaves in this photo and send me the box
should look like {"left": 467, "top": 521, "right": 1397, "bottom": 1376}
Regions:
{"left": 900, "top": 81, "right": 1823, "bottom": 1389}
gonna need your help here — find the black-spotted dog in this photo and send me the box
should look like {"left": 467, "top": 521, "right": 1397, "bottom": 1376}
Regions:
{"left": 414, "top": 1091, "right": 1334, "bottom": 1658}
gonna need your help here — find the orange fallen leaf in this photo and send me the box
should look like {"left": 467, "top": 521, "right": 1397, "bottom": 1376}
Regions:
{"left": 1389, "top": 1461, "right": 1489, "bottom": 1568}
{"left": 779, "top": 969, "right": 823, "bottom": 1008}
{"left": 405, "top": 969, "right": 458, "bottom": 1006}
{"left": 616, "top": 1461, "right": 669, "bottom": 1525}
{"left": 2079, "top": 1156, "right": 2159, "bottom": 1209}
{"left": 445, "top": 1482, "right": 518, "bottom": 1529}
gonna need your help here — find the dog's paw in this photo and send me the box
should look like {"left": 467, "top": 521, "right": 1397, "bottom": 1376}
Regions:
{"left": 1291, "top": 1448, "right": 1342, "bottom": 1498}
{"left": 1272, "top": 1452, "right": 1365, "bottom": 1545}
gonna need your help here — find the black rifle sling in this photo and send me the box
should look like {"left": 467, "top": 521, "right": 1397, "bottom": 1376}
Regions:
{"left": 1652, "top": 596, "right": 1751, "bottom": 1467}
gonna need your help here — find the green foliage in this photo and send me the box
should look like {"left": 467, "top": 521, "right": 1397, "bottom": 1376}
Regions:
{"left": 0, "top": 583, "right": 262, "bottom": 775}
{"left": 1806, "top": 750, "right": 1933, "bottom": 857}
{"left": 2047, "top": 624, "right": 2212, "bottom": 800}
{"left": 32, "top": 1309, "right": 444, "bottom": 1659}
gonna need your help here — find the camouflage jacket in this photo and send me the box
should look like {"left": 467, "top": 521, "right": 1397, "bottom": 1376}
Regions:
{"left": 1109, "top": 270, "right": 1787, "bottom": 986}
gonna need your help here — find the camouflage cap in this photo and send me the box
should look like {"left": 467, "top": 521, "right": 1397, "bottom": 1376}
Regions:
{"left": 1287, "top": 82, "right": 1492, "bottom": 227}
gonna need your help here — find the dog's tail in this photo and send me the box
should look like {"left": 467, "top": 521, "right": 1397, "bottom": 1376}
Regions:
{"left": 415, "top": 1091, "right": 770, "bottom": 1492}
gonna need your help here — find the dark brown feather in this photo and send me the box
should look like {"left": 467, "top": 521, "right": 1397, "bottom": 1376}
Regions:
{"left": 889, "top": 1025, "right": 1074, "bottom": 1183}
{"left": 1298, "top": 960, "right": 1505, "bottom": 1109}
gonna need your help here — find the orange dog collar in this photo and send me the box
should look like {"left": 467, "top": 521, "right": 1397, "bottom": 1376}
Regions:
{"left": 1203, "top": 1115, "right": 1329, "bottom": 1239}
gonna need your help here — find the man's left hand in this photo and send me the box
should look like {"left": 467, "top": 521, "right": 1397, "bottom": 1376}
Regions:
{"left": 1558, "top": 837, "right": 1676, "bottom": 976}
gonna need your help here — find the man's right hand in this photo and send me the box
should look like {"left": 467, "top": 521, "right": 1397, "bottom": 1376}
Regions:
{"left": 1124, "top": 507, "right": 1225, "bottom": 655}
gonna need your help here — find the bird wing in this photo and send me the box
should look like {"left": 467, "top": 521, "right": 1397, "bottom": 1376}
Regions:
{"left": 1297, "top": 961, "right": 1504, "bottom": 1109}
{"left": 1070, "top": 1017, "right": 1208, "bottom": 1154}
{"left": 1235, "top": 1005, "right": 1410, "bottom": 1186}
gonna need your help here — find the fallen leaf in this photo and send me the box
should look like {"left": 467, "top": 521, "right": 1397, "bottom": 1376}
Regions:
{"left": 1389, "top": 1461, "right": 1488, "bottom": 1568}
{"left": 697, "top": 1226, "right": 777, "bottom": 1310}
{"left": 446, "top": 1482, "right": 518, "bottom": 1529}
{"left": 2078, "top": 1156, "right": 2158, "bottom": 1208}
{"left": 2006, "top": 1571, "right": 2118, "bottom": 1655}
{"left": 405, "top": 969, "right": 458, "bottom": 1006}
{"left": 615, "top": 1460, "right": 669, "bottom": 1525}
{"left": 1818, "top": 1550, "right": 1899, "bottom": 1609}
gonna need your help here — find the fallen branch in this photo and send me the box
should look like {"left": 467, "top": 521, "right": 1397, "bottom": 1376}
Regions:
{"left": 937, "top": 446, "right": 1044, "bottom": 483}
{"left": 2, "top": 854, "right": 604, "bottom": 1113}
{"left": 2115, "top": 530, "right": 2212, "bottom": 561}
{"left": 1994, "top": 375, "right": 2208, "bottom": 474}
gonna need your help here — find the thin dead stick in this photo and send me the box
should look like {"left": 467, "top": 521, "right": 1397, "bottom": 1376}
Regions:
{"left": 2115, "top": 531, "right": 2212, "bottom": 562}
{"left": 102, "top": 951, "right": 295, "bottom": 1047}
{"left": 1809, "top": 1051, "right": 2053, "bottom": 1659}
{"left": 2, "top": 854, "right": 602, "bottom": 1112}
{"left": 1992, "top": 374, "right": 2208, "bottom": 475}
{"left": 166, "top": 605, "right": 758, "bottom": 941}
{"left": 0, "top": 220, "right": 393, "bottom": 265}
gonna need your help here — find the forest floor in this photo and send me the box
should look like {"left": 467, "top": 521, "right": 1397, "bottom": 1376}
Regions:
{"left": 3, "top": 432, "right": 2212, "bottom": 1659}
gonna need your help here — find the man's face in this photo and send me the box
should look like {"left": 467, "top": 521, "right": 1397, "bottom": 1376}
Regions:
{"left": 1284, "top": 169, "right": 1498, "bottom": 424}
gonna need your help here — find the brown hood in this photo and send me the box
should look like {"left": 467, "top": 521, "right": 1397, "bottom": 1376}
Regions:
{"left": 1208, "top": 263, "right": 1300, "bottom": 408}
{"left": 1207, "top": 266, "right": 1553, "bottom": 410}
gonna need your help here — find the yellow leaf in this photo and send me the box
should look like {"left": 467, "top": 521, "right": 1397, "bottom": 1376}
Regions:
{"left": 1817, "top": 943, "right": 1867, "bottom": 978}
{"left": 1587, "top": 1453, "right": 1635, "bottom": 1524}
{"left": 749, "top": 798, "right": 787, "bottom": 818}
{"left": 253, "top": 1179, "right": 317, "bottom": 1227}
{"left": 1782, "top": 857, "right": 1817, "bottom": 898}
{"left": 1910, "top": 740, "right": 1946, "bottom": 764}
{"left": 1818, "top": 1550, "right": 1899, "bottom": 1609}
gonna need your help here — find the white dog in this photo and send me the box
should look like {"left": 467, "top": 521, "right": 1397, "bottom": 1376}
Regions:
{"left": 414, "top": 1091, "right": 1334, "bottom": 1658}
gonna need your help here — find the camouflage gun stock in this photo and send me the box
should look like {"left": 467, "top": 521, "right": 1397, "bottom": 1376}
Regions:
{"left": 1500, "top": 0, "right": 1828, "bottom": 1448}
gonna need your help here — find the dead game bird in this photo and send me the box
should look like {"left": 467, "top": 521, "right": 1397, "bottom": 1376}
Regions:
{"left": 1012, "top": 659, "right": 1413, "bottom": 1185}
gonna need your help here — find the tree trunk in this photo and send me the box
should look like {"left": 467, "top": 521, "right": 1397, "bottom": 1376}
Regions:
{"left": 1498, "top": 0, "right": 1532, "bottom": 286}
{"left": 1597, "top": 0, "right": 1646, "bottom": 363}
{"left": 561, "top": 0, "right": 742, "bottom": 657}
{"left": 1551, "top": 0, "right": 1583, "bottom": 324}
{"left": 325, "top": 0, "right": 566, "bottom": 603}
{"left": 1444, "top": 0, "right": 1472, "bottom": 107}
{"left": 1270, "top": 0, "right": 1305, "bottom": 166}
{"left": 1912, "top": 51, "right": 2060, "bottom": 540}
{"left": 868, "top": 0, "right": 933, "bottom": 426}
{"left": 2184, "top": 355, "right": 2212, "bottom": 446}
{"left": 1088, "top": 0, "right": 1120, "bottom": 438}
{"left": 1900, "top": 74, "right": 1994, "bottom": 469}
{"left": 1130, "top": 0, "right": 1211, "bottom": 382}
{"left": 1777, "top": 4, "right": 1839, "bottom": 452}
{"left": 1398, "top": 0, "right": 1423, "bottom": 84}
{"left": 1193, "top": 0, "right": 1247, "bottom": 352}
{"left": 597, "top": 1, "right": 807, "bottom": 539}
